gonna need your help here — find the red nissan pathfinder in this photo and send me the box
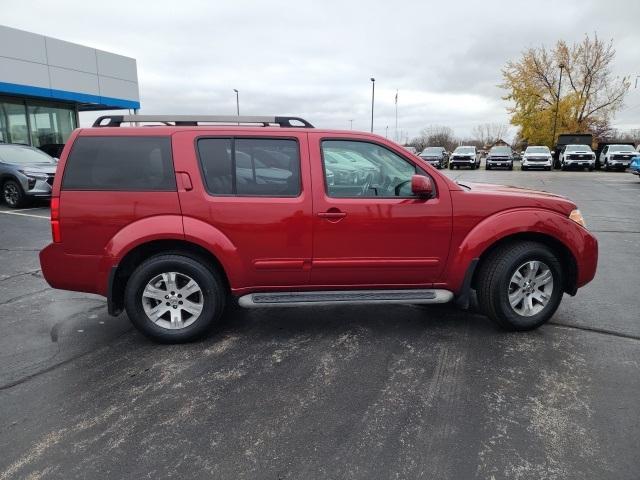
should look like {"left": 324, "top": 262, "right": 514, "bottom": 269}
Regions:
{"left": 39, "top": 115, "right": 598, "bottom": 343}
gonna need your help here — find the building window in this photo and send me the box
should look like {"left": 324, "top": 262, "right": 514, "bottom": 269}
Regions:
{"left": 0, "top": 96, "right": 77, "bottom": 148}
{"left": 0, "top": 99, "right": 29, "bottom": 145}
{"left": 27, "top": 103, "right": 77, "bottom": 147}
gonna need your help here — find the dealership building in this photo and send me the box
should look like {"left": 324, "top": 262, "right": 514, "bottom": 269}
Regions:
{"left": 0, "top": 25, "right": 140, "bottom": 155}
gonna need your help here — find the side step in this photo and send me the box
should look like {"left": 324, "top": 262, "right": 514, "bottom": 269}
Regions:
{"left": 237, "top": 289, "right": 454, "bottom": 308}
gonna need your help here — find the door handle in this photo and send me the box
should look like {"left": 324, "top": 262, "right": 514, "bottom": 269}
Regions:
{"left": 318, "top": 210, "right": 346, "bottom": 220}
{"left": 177, "top": 172, "right": 193, "bottom": 191}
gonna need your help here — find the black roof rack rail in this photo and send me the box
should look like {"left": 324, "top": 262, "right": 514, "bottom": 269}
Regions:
{"left": 92, "top": 115, "right": 314, "bottom": 128}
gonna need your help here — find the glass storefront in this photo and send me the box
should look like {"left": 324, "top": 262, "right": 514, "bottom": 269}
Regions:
{"left": 0, "top": 96, "right": 78, "bottom": 148}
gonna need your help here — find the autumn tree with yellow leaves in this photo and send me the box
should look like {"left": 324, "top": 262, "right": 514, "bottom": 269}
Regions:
{"left": 501, "top": 34, "right": 629, "bottom": 146}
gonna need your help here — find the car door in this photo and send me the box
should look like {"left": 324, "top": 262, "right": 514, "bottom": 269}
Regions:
{"left": 308, "top": 133, "right": 452, "bottom": 287}
{"left": 172, "top": 131, "right": 313, "bottom": 290}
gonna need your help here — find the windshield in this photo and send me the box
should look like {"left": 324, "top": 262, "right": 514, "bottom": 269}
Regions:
{"left": 420, "top": 147, "right": 442, "bottom": 155}
{"left": 565, "top": 145, "right": 592, "bottom": 152}
{"left": 489, "top": 146, "right": 511, "bottom": 155}
{"left": 0, "top": 145, "right": 55, "bottom": 164}
{"left": 525, "top": 146, "right": 550, "bottom": 154}
{"left": 609, "top": 145, "right": 635, "bottom": 152}
{"left": 454, "top": 147, "right": 475, "bottom": 154}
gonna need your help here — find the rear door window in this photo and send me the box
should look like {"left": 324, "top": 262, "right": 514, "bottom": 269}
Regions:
{"left": 62, "top": 136, "right": 175, "bottom": 191}
{"left": 197, "top": 138, "right": 301, "bottom": 196}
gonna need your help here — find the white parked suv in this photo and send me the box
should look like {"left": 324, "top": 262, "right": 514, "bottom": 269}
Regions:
{"left": 521, "top": 146, "right": 553, "bottom": 171}
{"left": 599, "top": 144, "right": 637, "bottom": 171}
{"left": 560, "top": 145, "right": 595, "bottom": 171}
{"left": 449, "top": 146, "right": 480, "bottom": 169}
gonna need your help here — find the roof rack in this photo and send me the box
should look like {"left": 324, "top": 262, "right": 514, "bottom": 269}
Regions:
{"left": 92, "top": 115, "right": 314, "bottom": 128}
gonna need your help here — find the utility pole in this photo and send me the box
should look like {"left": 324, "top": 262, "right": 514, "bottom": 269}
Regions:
{"left": 385, "top": 125, "right": 389, "bottom": 138}
{"left": 370, "top": 77, "right": 375, "bottom": 133}
{"left": 551, "top": 64, "right": 564, "bottom": 147}
{"left": 349, "top": 119, "right": 353, "bottom": 130}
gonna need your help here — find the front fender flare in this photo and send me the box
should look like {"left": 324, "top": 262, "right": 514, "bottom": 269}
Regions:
{"left": 446, "top": 208, "right": 590, "bottom": 293}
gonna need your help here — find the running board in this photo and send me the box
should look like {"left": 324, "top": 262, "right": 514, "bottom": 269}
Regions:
{"left": 237, "top": 289, "right": 454, "bottom": 308}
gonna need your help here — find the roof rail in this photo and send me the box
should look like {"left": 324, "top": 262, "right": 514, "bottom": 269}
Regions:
{"left": 92, "top": 115, "right": 314, "bottom": 128}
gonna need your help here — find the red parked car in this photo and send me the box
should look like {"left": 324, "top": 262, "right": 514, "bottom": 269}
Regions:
{"left": 39, "top": 115, "right": 598, "bottom": 343}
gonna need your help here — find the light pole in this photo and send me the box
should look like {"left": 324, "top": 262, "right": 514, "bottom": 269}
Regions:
{"left": 349, "top": 119, "right": 353, "bottom": 130}
{"left": 385, "top": 125, "right": 389, "bottom": 138}
{"left": 233, "top": 89, "right": 240, "bottom": 116}
{"left": 395, "top": 89, "right": 398, "bottom": 141}
{"left": 551, "top": 64, "right": 564, "bottom": 148}
{"left": 370, "top": 77, "right": 375, "bottom": 133}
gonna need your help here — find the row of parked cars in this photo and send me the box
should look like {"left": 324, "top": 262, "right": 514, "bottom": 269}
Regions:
{"left": 416, "top": 143, "right": 640, "bottom": 172}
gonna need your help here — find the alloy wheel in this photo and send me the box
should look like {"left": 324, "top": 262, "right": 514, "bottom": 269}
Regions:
{"left": 3, "top": 183, "right": 19, "bottom": 207}
{"left": 507, "top": 260, "right": 554, "bottom": 317}
{"left": 141, "top": 272, "right": 204, "bottom": 329}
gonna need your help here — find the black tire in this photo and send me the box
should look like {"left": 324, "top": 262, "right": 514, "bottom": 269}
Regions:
{"left": 2, "top": 179, "right": 28, "bottom": 209}
{"left": 124, "top": 254, "right": 226, "bottom": 343}
{"left": 604, "top": 160, "right": 610, "bottom": 171}
{"left": 475, "top": 241, "right": 564, "bottom": 331}
{"left": 521, "top": 166, "right": 527, "bottom": 171}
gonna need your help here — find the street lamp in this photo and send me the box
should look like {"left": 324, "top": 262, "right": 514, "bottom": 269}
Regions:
{"left": 233, "top": 89, "right": 240, "bottom": 116}
{"left": 551, "top": 64, "right": 565, "bottom": 148}
{"left": 349, "top": 119, "right": 353, "bottom": 130}
{"left": 370, "top": 77, "right": 375, "bottom": 133}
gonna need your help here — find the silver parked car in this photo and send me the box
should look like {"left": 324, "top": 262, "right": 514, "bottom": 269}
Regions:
{"left": 0, "top": 144, "right": 57, "bottom": 208}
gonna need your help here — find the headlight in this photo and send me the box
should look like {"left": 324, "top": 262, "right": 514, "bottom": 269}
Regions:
{"left": 569, "top": 209, "right": 586, "bottom": 228}
{"left": 21, "top": 170, "right": 48, "bottom": 180}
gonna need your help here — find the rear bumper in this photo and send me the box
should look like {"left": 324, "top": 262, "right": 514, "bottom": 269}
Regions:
{"left": 39, "top": 243, "right": 108, "bottom": 296}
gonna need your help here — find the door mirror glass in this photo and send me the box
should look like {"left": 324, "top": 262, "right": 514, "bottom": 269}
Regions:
{"left": 411, "top": 175, "right": 433, "bottom": 198}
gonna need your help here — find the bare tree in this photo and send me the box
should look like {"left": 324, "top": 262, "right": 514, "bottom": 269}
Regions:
{"left": 471, "top": 123, "right": 509, "bottom": 146}
{"left": 409, "top": 125, "right": 457, "bottom": 152}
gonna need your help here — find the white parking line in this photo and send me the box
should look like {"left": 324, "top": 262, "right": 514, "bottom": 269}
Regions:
{"left": 0, "top": 210, "right": 49, "bottom": 219}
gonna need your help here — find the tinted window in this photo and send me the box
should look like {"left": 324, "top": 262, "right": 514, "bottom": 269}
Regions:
{"left": 198, "top": 138, "right": 301, "bottom": 196}
{"left": 321, "top": 140, "right": 418, "bottom": 198}
{"left": 63, "top": 136, "right": 175, "bottom": 191}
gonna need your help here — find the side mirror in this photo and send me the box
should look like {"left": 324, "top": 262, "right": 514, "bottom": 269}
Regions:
{"left": 411, "top": 175, "right": 433, "bottom": 198}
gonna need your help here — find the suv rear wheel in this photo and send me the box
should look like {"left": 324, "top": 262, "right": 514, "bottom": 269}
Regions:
{"left": 124, "top": 254, "right": 226, "bottom": 343}
{"left": 476, "top": 241, "right": 563, "bottom": 330}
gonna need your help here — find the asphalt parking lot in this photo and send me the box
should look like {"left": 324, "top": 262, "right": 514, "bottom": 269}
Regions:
{"left": 1, "top": 166, "right": 639, "bottom": 479}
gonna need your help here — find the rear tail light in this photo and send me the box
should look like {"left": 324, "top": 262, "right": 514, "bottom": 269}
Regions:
{"left": 50, "top": 197, "right": 61, "bottom": 243}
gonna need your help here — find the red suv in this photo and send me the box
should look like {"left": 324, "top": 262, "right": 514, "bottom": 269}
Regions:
{"left": 39, "top": 115, "right": 598, "bottom": 343}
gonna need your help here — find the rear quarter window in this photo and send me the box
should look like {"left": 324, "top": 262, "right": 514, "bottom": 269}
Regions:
{"left": 62, "top": 136, "right": 176, "bottom": 191}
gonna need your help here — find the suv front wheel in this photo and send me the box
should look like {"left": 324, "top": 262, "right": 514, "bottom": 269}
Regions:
{"left": 124, "top": 254, "right": 226, "bottom": 342}
{"left": 2, "top": 179, "right": 27, "bottom": 208}
{"left": 476, "top": 241, "right": 563, "bottom": 330}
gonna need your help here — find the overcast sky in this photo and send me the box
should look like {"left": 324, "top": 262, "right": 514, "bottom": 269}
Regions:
{"left": 3, "top": 0, "right": 640, "bottom": 141}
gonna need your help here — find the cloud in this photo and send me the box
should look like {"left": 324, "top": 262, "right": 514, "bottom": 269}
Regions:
{"left": 5, "top": 0, "right": 640, "bottom": 140}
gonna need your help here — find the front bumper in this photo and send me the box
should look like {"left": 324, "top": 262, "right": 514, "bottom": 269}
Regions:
{"left": 564, "top": 159, "right": 595, "bottom": 167}
{"left": 486, "top": 160, "right": 512, "bottom": 168}
{"left": 522, "top": 159, "right": 552, "bottom": 168}
{"left": 450, "top": 158, "right": 475, "bottom": 165}
{"left": 22, "top": 177, "right": 53, "bottom": 198}
{"left": 608, "top": 160, "right": 631, "bottom": 168}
